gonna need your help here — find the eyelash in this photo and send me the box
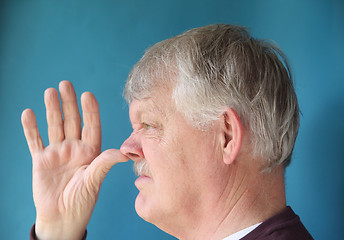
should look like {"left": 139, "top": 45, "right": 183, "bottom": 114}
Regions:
{"left": 142, "top": 122, "right": 153, "bottom": 130}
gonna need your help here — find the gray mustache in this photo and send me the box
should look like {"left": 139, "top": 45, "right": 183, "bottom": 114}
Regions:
{"left": 133, "top": 161, "right": 151, "bottom": 177}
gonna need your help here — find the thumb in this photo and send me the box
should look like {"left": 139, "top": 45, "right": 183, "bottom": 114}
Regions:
{"left": 85, "top": 149, "right": 129, "bottom": 194}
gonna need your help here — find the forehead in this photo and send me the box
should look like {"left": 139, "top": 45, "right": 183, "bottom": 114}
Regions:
{"left": 128, "top": 90, "right": 174, "bottom": 121}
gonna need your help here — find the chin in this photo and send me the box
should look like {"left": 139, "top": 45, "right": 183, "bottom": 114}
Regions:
{"left": 135, "top": 191, "right": 167, "bottom": 226}
{"left": 135, "top": 193, "right": 182, "bottom": 238}
{"left": 135, "top": 192, "right": 153, "bottom": 222}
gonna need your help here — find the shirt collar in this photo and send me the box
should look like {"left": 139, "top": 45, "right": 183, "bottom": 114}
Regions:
{"left": 222, "top": 222, "right": 261, "bottom": 240}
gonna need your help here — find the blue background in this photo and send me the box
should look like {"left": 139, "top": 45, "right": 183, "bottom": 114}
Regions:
{"left": 1, "top": 0, "right": 343, "bottom": 239}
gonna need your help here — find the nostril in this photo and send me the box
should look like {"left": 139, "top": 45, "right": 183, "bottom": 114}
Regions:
{"left": 127, "top": 152, "right": 141, "bottom": 160}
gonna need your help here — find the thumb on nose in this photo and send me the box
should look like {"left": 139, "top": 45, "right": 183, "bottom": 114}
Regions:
{"left": 85, "top": 149, "right": 129, "bottom": 194}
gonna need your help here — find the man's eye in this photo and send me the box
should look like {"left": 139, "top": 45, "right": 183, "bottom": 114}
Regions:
{"left": 143, "top": 123, "right": 153, "bottom": 130}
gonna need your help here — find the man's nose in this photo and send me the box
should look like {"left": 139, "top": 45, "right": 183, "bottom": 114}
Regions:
{"left": 120, "top": 132, "right": 144, "bottom": 161}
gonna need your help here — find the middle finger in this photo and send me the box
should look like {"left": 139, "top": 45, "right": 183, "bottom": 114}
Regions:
{"left": 59, "top": 80, "right": 81, "bottom": 140}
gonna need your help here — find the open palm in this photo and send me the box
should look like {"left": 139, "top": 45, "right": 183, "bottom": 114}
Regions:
{"left": 22, "top": 81, "right": 128, "bottom": 239}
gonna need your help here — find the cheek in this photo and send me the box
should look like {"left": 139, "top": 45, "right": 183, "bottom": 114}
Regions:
{"left": 171, "top": 129, "right": 222, "bottom": 181}
{"left": 142, "top": 135, "right": 191, "bottom": 189}
{"left": 140, "top": 139, "right": 192, "bottom": 212}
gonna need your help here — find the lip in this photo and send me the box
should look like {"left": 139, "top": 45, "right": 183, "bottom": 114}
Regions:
{"left": 135, "top": 175, "right": 152, "bottom": 189}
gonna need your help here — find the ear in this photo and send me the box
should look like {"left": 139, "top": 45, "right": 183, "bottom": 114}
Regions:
{"left": 221, "top": 108, "right": 243, "bottom": 165}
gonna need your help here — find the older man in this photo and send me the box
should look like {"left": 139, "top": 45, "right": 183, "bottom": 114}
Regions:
{"left": 22, "top": 24, "right": 313, "bottom": 240}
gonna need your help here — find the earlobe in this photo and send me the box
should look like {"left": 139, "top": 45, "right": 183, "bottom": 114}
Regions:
{"left": 222, "top": 108, "right": 243, "bottom": 165}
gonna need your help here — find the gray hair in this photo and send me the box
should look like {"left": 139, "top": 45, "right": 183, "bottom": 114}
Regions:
{"left": 124, "top": 24, "right": 299, "bottom": 171}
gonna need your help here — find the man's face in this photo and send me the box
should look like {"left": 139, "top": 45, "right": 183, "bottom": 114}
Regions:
{"left": 120, "top": 88, "right": 229, "bottom": 231}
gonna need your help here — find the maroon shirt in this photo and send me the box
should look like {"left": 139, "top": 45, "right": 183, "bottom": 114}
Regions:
{"left": 241, "top": 206, "right": 313, "bottom": 240}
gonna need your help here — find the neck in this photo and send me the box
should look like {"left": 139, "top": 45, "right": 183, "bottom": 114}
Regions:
{"left": 177, "top": 164, "right": 286, "bottom": 240}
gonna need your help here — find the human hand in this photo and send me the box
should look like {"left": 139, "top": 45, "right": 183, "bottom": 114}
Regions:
{"left": 21, "top": 81, "right": 129, "bottom": 240}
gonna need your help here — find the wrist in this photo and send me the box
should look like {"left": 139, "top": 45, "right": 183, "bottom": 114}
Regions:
{"left": 35, "top": 218, "right": 86, "bottom": 240}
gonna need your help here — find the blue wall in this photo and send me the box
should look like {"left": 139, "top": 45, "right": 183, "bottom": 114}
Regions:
{"left": 1, "top": 0, "right": 343, "bottom": 239}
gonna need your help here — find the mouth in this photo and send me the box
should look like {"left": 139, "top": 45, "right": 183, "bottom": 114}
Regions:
{"left": 135, "top": 174, "right": 152, "bottom": 189}
{"left": 133, "top": 161, "right": 153, "bottom": 189}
